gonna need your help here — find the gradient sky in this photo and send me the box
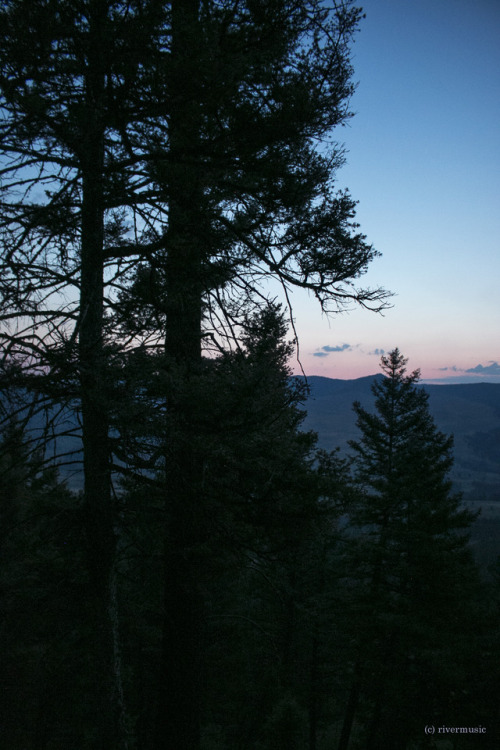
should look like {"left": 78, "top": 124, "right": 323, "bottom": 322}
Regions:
{"left": 289, "top": 0, "right": 500, "bottom": 383}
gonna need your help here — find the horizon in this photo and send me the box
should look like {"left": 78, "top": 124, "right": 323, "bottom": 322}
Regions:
{"left": 293, "top": 370, "right": 500, "bottom": 387}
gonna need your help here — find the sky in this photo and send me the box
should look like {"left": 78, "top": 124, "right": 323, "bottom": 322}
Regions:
{"left": 289, "top": 0, "right": 500, "bottom": 383}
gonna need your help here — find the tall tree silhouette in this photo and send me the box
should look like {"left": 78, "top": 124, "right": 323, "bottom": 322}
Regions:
{"left": 0, "top": 2, "right": 167, "bottom": 746}
{"left": 0, "top": 2, "right": 390, "bottom": 748}
{"left": 143, "top": 5, "right": 389, "bottom": 746}
{"left": 338, "top": 349, "right": 479, "bottom": 750}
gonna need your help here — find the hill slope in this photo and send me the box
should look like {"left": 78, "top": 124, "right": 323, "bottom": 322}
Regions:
{"left": 300, "top": 375, "right": 500, "bottom": 569}
{"left": 300, "top": 375, "right": 500, "bottom": 512}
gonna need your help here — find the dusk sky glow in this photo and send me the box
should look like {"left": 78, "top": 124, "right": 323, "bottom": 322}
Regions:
{"left": 290, "top": 0, "right": 500, "bottom": 383}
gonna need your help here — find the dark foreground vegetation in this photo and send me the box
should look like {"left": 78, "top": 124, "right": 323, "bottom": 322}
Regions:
{"left": 2, "top": 345, "right": 499, "bottom": 749}
{"left": 0, "top": 1, "right": 498, "bottom": 748}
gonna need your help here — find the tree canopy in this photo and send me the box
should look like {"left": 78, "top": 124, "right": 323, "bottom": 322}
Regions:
{"left": 0, "top": 2, "right": 395, "bottom": 748}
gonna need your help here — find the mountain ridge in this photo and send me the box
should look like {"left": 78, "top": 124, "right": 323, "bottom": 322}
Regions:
{"left": 298, "top": 374, "right": 500, "bottom": 568}
{"left": 298, "top": 374, "right": 500, "bottom": 508}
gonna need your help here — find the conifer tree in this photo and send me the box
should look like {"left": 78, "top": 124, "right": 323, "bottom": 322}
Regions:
{"left": 115, "top": 305, "right": 344, "bottom": 749}
{"left": 0, "top": 3, "right": 168, "bottom": 746}
{"left": 0, "top": 3, "right": 391, "bottom": 747}
{"left": 339, "top": 349, "right": 479, "bottom": 750}
{"left": 145, "top": 5, "right": 389, "bottom": 744}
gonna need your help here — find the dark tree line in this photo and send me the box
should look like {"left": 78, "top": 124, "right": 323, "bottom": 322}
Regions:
{"left": 1, "top": 345, "right": 497, "bottom": 749}
{"left": 0, "top": 0, "right": 497, "bottom": 747}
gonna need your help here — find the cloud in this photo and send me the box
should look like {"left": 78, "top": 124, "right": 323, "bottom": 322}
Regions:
{"left": 368, "top": 348, "right": 385, "bottom": 356}
{"left": 465, "top": 361, "right": 500, "bottom": 376}
{"left": 312, "top": 344, "right": 352, "bottom": 357}
{"left": 318, "top": 343, "right": 352, "bottom": 354}
{"left": 428, "top": 360, "right": 500, "bottom": 383}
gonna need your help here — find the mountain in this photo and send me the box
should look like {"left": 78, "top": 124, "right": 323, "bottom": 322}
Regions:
{"left": 299, "top": 375, "right": 500, "bottom": 569}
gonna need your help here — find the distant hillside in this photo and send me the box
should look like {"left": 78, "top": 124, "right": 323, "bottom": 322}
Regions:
{"left": 300, "top": 375, "right": 500, "bottom": 506}
{"left": 299, "top": 375, "right": 500, "bottom": 569}
{"left": 8, "top": 377, "right": 500, "bottom": 512}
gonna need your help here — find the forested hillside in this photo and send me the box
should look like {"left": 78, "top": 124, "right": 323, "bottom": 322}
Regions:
{"left": 302, "top": 375, "right": 500, "bottom": 509}
{"left": 302, "top": 375, "right": 500, "bottom": 570}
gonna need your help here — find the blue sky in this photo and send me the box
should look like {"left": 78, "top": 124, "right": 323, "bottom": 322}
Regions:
{"left": 290, "top": 0, "right": 500, "bottom": 383}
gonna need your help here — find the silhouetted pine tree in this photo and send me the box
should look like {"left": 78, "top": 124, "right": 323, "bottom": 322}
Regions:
{"left": 137, "top": 5, "right": 389, "bottom": 746}
{"left": 0, "top": 3, "right": 169, "bottom": 744}
{"left": 114, "top": 306, "right": 344, "bottom": 749}
{"left": 1, "top": 3, "right": 391, "bottom": 747}
{"left": 338, "top": 349, "right": 480, "bottom": 750}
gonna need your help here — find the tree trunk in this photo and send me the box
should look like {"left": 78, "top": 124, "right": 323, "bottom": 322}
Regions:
{"left": 79, "top": 2, "right": 127, "bottom": 747}
{"left": 154, "top": 2, "right": 206, "bottom": 748}
{"left": 308, "top": 636, "right": 319, "bottom": 750}
{"left": 365, "top": 698, "right": 382, "bottom": 750}
{"left": 337, "top": 678, "right": 361, "bottom": 750}
{"left": 281, "top": 589, "right": 296, "bottom": 691}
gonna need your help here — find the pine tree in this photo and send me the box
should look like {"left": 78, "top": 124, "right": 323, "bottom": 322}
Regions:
{"left": 114, "top": 305, "right": 344, "bottom": 749}
{"left": 339, "top": 349, "right": 480, "bottom": 750}
{"left": 0, "top": 3, "right": 169, "bottom": 745}
{"left": 146, "top": 5, "right": 389, "bottom": 744}
{"left": 1, "top": 3, "right": 391, "bottom": 747}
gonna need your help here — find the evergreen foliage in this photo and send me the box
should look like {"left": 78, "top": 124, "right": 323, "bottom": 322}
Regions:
{"left": 338, "top": 350, "right": 482, "bottom": 750}
{"left": 0, "top": 6, "right": 389, "bottom": 741}
{"left": 106, "top": 306, "right": 346, "bottom": 749}
{"left": 0, "top": 420, "right": 91, "bottom": 748}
